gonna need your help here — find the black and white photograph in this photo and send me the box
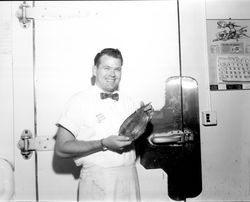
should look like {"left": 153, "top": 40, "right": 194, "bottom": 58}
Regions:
{"left": 0, "top": 1, "right": 250, "bottom": 202}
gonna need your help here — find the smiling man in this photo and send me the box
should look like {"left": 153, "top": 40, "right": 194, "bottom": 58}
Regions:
{"left": 55, "top": 48, "right": 153, "bottom": 202}
{"left": 93, "top": 50, "right": 122, "bottom": 93}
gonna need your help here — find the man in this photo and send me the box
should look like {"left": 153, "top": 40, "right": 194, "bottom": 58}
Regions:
{"left": 55, "top": 48, "right": 153, "bottom": 202}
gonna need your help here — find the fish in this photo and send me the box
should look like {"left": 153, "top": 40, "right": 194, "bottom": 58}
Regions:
{"left": 119, "top": 102, "right": 152, "bottom": 141}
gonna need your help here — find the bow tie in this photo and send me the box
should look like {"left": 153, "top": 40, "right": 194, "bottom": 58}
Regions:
{"left": 100, "top": 92, "right": 119, "bottom": 101}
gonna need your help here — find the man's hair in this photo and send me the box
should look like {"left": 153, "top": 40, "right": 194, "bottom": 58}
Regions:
{"left": 94, "top": 48, "right": 123, "bottom": 66}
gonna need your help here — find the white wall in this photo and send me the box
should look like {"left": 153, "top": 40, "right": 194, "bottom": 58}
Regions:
{"left": 180, "top": 0, "right": 250, "bottom": 201}
{"left": 0, "top": 2, "right": 14, "bottom": 165}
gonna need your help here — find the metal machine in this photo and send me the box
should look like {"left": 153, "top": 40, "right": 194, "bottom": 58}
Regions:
{"left": 137, "top": 76, "right": 202, "bottom": 201}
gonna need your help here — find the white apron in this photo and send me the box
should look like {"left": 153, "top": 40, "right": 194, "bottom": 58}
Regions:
{"left": 78, "top": 164, "right": 140, "bottom": 202}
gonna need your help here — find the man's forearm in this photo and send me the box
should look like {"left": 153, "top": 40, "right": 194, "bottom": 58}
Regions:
{"left": 55, "top": 139, "right": 103, "bottom": 158}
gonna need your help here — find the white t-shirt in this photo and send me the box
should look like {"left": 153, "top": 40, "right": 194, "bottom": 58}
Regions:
{"left": 57, "top": 85, "right": 138, "bottom": 168}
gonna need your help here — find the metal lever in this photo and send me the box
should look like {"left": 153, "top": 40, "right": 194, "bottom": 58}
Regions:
{"left": 148, "top": 129, "right": 194, "bottom": 146}
{"left": 17, "top": 129, "right": 55, "bottom": 159}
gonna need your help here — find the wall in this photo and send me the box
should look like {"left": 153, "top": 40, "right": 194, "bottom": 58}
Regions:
{"left": 205, "top": 0, "right": 250, "bottom": 200}
{"left": 180, "top": 0, "right": 250, "bottom": 201}
{"left": 0, "top": 2, "right": 14, "bottom": 164}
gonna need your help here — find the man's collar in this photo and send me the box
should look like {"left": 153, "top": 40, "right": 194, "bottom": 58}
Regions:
{"left": 92, "top": 84, "right": 119, "bottom": 94}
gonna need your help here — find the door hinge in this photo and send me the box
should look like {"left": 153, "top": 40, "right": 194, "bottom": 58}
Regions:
{"left": 16, "top": 1, "right": 95, "bottom": 29}
{"left": 16, "top": 1, "right": 32, "bottom": 28}
{"left": 17, "top": 129, "right": 55, "bottom": 159}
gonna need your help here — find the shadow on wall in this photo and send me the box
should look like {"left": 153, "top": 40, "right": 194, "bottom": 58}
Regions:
{"left": 52, "top": 136, "right": 81, "bottom": 180}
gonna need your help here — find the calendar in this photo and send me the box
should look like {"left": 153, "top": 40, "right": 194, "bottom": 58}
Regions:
{"left": 217, "top": 55, "right": 250, "bottom": 82}
{"left": 207, "top": 19, "right": 250, "bottom": 90}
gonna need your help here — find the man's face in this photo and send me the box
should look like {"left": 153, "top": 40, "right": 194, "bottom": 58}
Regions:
{"left": 93, "top": 55, "right": 122, "bottom": 93}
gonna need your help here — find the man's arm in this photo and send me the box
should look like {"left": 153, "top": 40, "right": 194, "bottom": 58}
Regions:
{"left": 55, "top": 126, "right": 132, "bottom": 158}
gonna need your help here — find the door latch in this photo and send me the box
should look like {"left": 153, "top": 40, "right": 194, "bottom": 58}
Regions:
{"left": 148, "top": 129, "right": 194, "bottom": 146}
{"left": 17, "top": 129, "right": 55, "bottom": 159}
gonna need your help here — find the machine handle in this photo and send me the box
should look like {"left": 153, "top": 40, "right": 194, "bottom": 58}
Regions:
{"left": 148, "top": 129, "right": 194, "bottom": 146}
{"left": 151, "top": 134, "right": 182, "bottom": 144}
